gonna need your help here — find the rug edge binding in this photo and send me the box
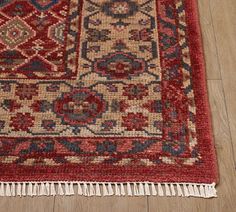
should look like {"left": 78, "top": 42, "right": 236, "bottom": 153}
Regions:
{"left": 0, "top": 181, "right": 217, "bottom": 198}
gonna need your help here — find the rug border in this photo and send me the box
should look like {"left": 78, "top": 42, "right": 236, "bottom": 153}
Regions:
{"left": 0, "top": 0, "right": 219, "bottom": 185}
{"left": 185, "top": 0, "right": 219, "bottom": 183}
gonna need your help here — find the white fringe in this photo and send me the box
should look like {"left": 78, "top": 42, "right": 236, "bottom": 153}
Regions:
{"left": 0, "top": 182, "right": 217, "bottom": 198}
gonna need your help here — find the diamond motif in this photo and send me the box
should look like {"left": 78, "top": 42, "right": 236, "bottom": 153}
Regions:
{"left": 0, "top": 0, "right": 81, "bottom": 79}
{"left": 0, "top": 17, "right": 35, "bottom": 49}
{"left": 30, "top": 0, "right": 59, "bottom": 11}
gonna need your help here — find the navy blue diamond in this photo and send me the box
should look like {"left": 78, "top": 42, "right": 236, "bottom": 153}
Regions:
{"left": 30, "top": 0, "right": 59, "bottom": 11}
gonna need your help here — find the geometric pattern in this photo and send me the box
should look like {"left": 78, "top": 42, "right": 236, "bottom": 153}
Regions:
{"left": 0, "top": 17, "right": 35, "bottom": 49}
{"left": 0, "top": 0, "right": 218, "bottom": 184}
{"left": 0, "top": 0, "right": 81, "bottom": 79}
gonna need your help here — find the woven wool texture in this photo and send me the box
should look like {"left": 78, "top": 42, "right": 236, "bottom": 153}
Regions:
{"left": 0, "top": 0, "right": 218, "bottom": 197}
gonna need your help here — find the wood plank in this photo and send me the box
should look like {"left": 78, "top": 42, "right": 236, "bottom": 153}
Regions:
{"left": 54, "top": 196, "right": 147, "bottom": 212}
{"left": 0, "top": 197, "right": 54, "bottom": 212}
{"left": 210, "top": 0, "right": 236, "bottom": 164}
{"left": 148, "top": 81, "right": 236, "bottom": 212}
{"left": 198, "top": 0, "right": 221, "bottom": 79}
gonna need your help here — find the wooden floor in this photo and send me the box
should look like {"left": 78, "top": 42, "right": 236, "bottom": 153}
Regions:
{"left": 1, "top": 0, "right": 236, "bottom": 211}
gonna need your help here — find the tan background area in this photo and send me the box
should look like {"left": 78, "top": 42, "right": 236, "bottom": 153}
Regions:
{"left": 0, "top": 0, "right": 236, "bottom": 211}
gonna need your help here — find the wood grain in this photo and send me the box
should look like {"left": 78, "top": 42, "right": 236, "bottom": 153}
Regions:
{"left": 210, "top": 0, "right": 236, "bottom": 165}
{"left": 198, "top": 0, "right": 221, "bottom": 79}
{"left": 54, "top": 196, "right": 147, "bottom": 212}
{"left": 0, "top": 197, "right": 54, "bottom": 212}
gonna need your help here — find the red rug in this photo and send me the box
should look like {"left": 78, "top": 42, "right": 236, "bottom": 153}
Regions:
{"left": 0, "top": 0, "right": 218, "bottom": 198}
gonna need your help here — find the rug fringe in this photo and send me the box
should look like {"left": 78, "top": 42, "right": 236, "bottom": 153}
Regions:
{"left": 0, "top": 182, "right": 217, "bottom": 198}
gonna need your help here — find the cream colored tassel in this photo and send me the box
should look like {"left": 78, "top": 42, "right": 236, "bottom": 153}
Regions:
{"left": 151, "top": 183, "right": 157, "bottom": 195}
{"left": 89, "top": 183, "right": 95, "bottom": 196}
{"left": 108, "top": 183, "right": 114, "bottom": 196}
{"left": 170, "top": 184, "right": 176, "bottom": 196}
{"left": 77, "top": 183, "right": 83, "bottom": 195}
{"left": 50, "top": 183, "right": 56, "bottom": 196}
{"left": 115, "top": 183, "right": 121, "bottom": 196}
{"left": 139, "top": 183, "right": 144, "bottom": 195}
{"left": 144, "top": 183, "right": 150, "bottom": 195}
{"left": 188, "top": 184, "right": 194, "bottom": 196}
{"left": 120, "top": 183, "right": 125, "bottom": 196}
{"left": 176, "top": 183, "right": 183, "bottom": 197}
{"left": 127, "top": 183, "right": 132, "bottom": 196}
{"left": 183, "top": 184, "right": 189, "bottom": 197}
{"left": 17, "top": 183, "right": 21, "bottom": 197}
{"left": 95, "top": 183, "right": 101, "bottom": 196}
{"left": 157, "top": 183, "right": 164, "bottom": 196}
{"left": 27, "top": 183, "right": 33, "bottom": 196}
{"left": 5, "top": 183, "right": 11, "bottom": 197}
{"left": 11, "top": 183, "right": 16, "bottom": 197}
{"left": 165, "top": 184, "right": 171, "bottom": 196}
{"left": 58, "top": 183, "right": 64, "bottom": 196}
{"left": 133, "top": 183, "right": 139, "bottom": 196}
{"left": 83, "top": 183, "right": 89, "bottom": 196}
{"left": 193, "top": 184, "right": 200, "bottom": 197}
{"left": 103, "top": 183, "right": 108, "bottom": 196}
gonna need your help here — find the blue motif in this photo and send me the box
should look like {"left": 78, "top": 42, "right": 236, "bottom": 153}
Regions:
{"left": 30, "top": 0, "right": 59, "bottom": 11}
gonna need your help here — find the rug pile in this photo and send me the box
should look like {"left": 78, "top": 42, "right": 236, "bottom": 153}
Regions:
{"left": 0, "top": 0, "right": 218, "bottom": 198}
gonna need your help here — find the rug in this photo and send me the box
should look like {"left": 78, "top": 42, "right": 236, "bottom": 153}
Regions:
{"left": 0, "top": 0, "right": 218, "bottom": 198}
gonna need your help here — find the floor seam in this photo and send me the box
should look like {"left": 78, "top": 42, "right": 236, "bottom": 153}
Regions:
{"left": 209, "top": 0, "right": 236, "bottom": 167}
